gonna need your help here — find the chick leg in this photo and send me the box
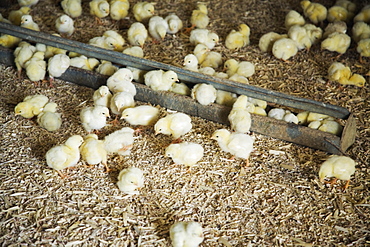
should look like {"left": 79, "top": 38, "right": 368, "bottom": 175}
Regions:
{"left": 56, "top": 170, "right": 67, "bottom": 179}
{"left": 183, "top": 24, "right": 195, "bottom": 34}
{"left": 102, "top": 161, "right": 111, "bottom": 173}
{"left": 342, "top": 180, "right": 351, "bottom": 191}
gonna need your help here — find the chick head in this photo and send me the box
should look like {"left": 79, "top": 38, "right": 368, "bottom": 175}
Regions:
{"left": 14, "top": 102, "right": 33, "bottom": 118}
{"left": 58, "top": 14, "right": 72, "bottom": 25}
{"left": 239, "top": 24, "right": 250, "bottom": 36}
{"left": 98, "top": 1, "right": 110, "bottom": 15}
{"left": 143, "top": 2, "right": 155, "bottom": 15}
{"left": 223, "top": 59, "right": 238, "bottom": 73}
{"left": 65, "top": 135, "right": 84, "bottom": 149}
{"left": 348, "top": 74, "right": 366, "bottom": 87}
{"left": 211, "top": 129, "right": 230, "bottom": 142}
{"left": 196, "top": 3, "right": 208, "bottom": 14}
{"left": 208, "top": 32, "right": 219, "bottom": 44}
{"left": 183, "top": 54, "right": 198, "bottom": 67}
{"left": 98, "top": 85, "right": 110, "bottom": 97}
{"left": 20, "top": 14, "right": 33, "bottom": 25}
{"left": 154, "top": 118, "right": 168, "bottom": 136}
{"left": 163, "top": 70, "right": 179, "bottom": 84}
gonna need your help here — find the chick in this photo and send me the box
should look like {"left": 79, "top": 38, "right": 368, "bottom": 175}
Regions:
{"left": 288, "top": 24, "right": 312, "bottom": 50}
{"left": 80, "top": 105, "right": 110, "bottom": 133}
{"left": 14, "top": 94, "right": 49, "bottom": 118}
{"left": 61, "top": 0, "right": 82, "bottom": 18}
{"left": 24, "top": 51, "right": 46, "bottom": 83}
{"left": 323, "top": 21, "right": 347, "bottom": 39}
{"left": 37, "top": 102, "right": 62, "bottom": 132}
{"left": 318, "top": 119, "right": 343, "bottom": 136}
{"left": 225, "top": 23, "right": 250, "bottom": 50}
{"left": 93, "top": 85, "right": 112, "bottom": 107}
{"left": 148, "top": 16, "right": 169, "bottom": 41}
{"left": 267, "top": 107, "right": 285, "bottom": 120}
{"left": 104, "top": 127, "right": 135, "bottom": 156}
{"left": 224, "top": 59, "right": 255, "bottom": 78}
{"left": 282, "top": 110, "right": 298, "bottom": 124}
{"left": 297, "top": 111, "right": 310, "bottom": 125}
{"left": 127, "top": 22, "right": 148, "bottom": 47}
{"left": 357, "top": 38, "right": 370, "bottom": 63}
{"left": 170, "top": 221, "right": 204, "bottom": 247}
{"left": 327, "top": 62, "right": 351, "bottom": 84}
{"left": 285, "top": 10, "right": 305, "bottom": 30}
{"left": 18, "top": 0, "right": 38, "bottom": 7}
{"left": 321, "top": 32, "right": 351, "bottom": 54}
{"left": 198, "top": 66, "right": 215, "bottom": 76}
{"left": 327, "top": 6, "right": 349, "bottom": 23}
{"left": 103, "top": 30, "right": 125, "bottom": 52}
{"left": 229, "top": 73, "right": 249, "bottom": 84}
{"left": 8, "top": 6, "right": 31, "bottom": 26}
{"left": 109, "top": 0, "right": 130, "bottom": 21}
{"left": 300, "top": 0, "right": 327, "bottom": 25}
{"left": 193, "top": 44, "right": 210, "bottom": 64}
{"left": 107, "top": 68, "right": 136, "bottom": 95}
{"left": 200, "top": 51, "right": 222, "bottom": 69}
{"left": 154, "top": 112, "right": 192, "bottom": 141}
{"left": 117, "top": 167, "right": 144, "bottom": 194}
{"left": 144, "top": 69, "right": 179, "bottom": 91}
{"left": 55, "top": 14, "right": 75, "bottom": 37}
{"left": 70, "top": 55, "right": 100, "bottom": 71}
{"left": 121, "top": 105, "right": 159, "bottom": 126}
{"left": 165, "top": 142, "right": 204, "bottom": 169}
{"left": 170, "top": 82, "right": 191, "bottom": 96}
{"left": 319, "top": 155, "right": 356, "bottom": 189}
{"left": 132, "top": 1, "right": 155, "bottom": 23}
{"left": 89, "top": 0, "right": 110, "bottom": 22}
{"left": 89, "top": 36, "right": 116, "bottom": 50}
{"left": 123, "top": 46, "right": 144, "bottom": 58}
{"left": 335, "top": 0, "right": 356, "bottom": 14}
{"left": 190, "top": 29, "right": 219, "bottom": 49}
{"left": 215, "top": 90, "right": 237, "bottom": 107}
{"left": 45, "top": 135, "right": 84, "bottom": 178}
{"left": 110, "top": 91, "right": 135, "bottom": 116}
{"left": 248, "top": 97, "right": 267, "bottom": 109}
{"left": 344, "top": 73, "right": 366, "bottom": 87}
{"left": 183, "top": 54, "right": 199, "bottom": 72}
{"left": 95, "top": 60, "right": 118, "bottom": 76}
{"left": 272, "top": 37, "right": 298, "bottom": 61}
{"left": 211, "top": 129, "right": 254, "bottom": 165}
{"left": 352, "top": 22, "right": 370, "bottom": 43}
{"left": 191, "top": 83, "right": 217, "bottom": 106}
{"left": 190, "top": 3, "right": 209, "bottom": 29}
{"left": 42, "top": 34, "right": 68, "bottom": 59}
{"left": 21, "top": 15, "right": 40, "bottom": 31}
{"left": 80, "top": 134, "right": 109, "bottom": 171}
{"left": 47, "top": 54, "right": 70, "bottom": 84}
{"left": 354, "top": 5, "right": 370, "bottom": 23}
{"left": 165, "top": 13, "right": 183, "bottom": 34}
{"left": 258, "top": 32, "right": 287, "bottom": 53}
{"left": 14, "top": 41, "right": 37, "bottom": 78}
{"left": 228, "top": 95, "right": 252, "bottom": 134}
{"left": 303, "top": 24, "right": 323, "bottom": 47}
{"left": 307, "top": 112, "right": 332, "bottom": 123}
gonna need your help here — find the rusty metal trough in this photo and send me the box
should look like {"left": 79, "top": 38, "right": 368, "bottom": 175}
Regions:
{"left": 0, "top": 22, "right": 356, "bottom": 154}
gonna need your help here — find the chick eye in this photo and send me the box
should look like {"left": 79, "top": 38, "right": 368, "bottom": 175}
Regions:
{"left": 188, "top": 61, "right": 191, "bottom": 63}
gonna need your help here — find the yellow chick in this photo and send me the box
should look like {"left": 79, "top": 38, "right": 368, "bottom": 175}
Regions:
{"left": 297, "top": 111, "right": 310, "bottom": 125}
{"left": 225, "top": 23, "right": 251, "bottom": 50}
{"left": 121, "top": 105, "right": 159, "bottom": 126}
{"left": 215, "top": 90, "right": 237, "bottom": 107}
{"left": 110, "top": 91, "right": 135, "bottom": 116}
{"left": 344, "top": 73, "right": 366, "bottom": 87}
{"left": 321, "top": 32, "right": 351, "bottom": 54}
{"left": 170, "top": 82, "right": 191, "bottom": 96}
{"left": 267, "top": 107, "right": 285, "bottom": 120}
{"left": 90, "top": 0, "right": 110, "bottom": 23}
{"left": 47, "top": 54, "right": 70, "bottom": 83}
{"left": 154, "top": 112, "right": 192, "bottom": 140}
{"left": 55, "top": 14, "right": 75, "bottom": 37}
{"left": 318, "top": 119, "right": 343, "bottom": 136}
{"left": 327, "top": 6, "right": 349, "bottom": 23}
{"left": 148, "top": 16, "right": 169, "bottom": 41}
{"left": 183, "top": 54, "right": 199, "bottom": 72}
{"left": 80, "top": 134, "right": 109, "bottom": 171}
{"left": 323, "top": 21, "right": 347, "bottom": 39}
{"left": 37, "top": 102, "right": 62, "bottom": 132}
{"left": 20, "top": 15, "right": 40, "bottom": 31}
{"left": 132, "top": 1, "right": 155, "bottom": 23}
{"left": 352, "top": 21, "right": 370, "bottom": 43}
{"left": 288, "top": 24, "right": 312, "bottom": 50}
{"left": 169, "top": 221, "right": 204, "bottom": 247}
{"left": 123, "top": 46, "right": 144, "bottom": 58}
{"left": 190, "top": 28, "right": 219, "bottom": 49}
{"left": 107, "top": 68, "right": 136, "bottom": 95}
{"left": 248, "top": 97, "right": 267, "bottom": 109}
{"left": 14, "top": 94, "right": 49, "bottom": 118}
{"left": 303, "top": 24, "right": 323, "bottom": 46}
{"left": 328, "top": 62, "right": 351, "bottom": 84}
{"left": 45, "top": 135, "right": 84, "bottom": 178}
{"left": 272, "top": 37, "right": 298, "bottom": 61}
{"left": 165, "top": 13, "right": 183, "bottom": 34}
{"left": 14, "top": 41, "right": 37, "bottom": 78}
{"left": 24, "top": 51, "right": 46, "bottom": 82}
{"left": 93, "top": 85, "right": 112, "bottom": 107}
{"left": 95, "top": 60, "right": 118, "bottom": 76}
{"left": 89, "top": 36, "right": 116, "bottom": 50}
{"left": 224, "top": 59, "right": 255, "bottom": 78}
{"left": 8, "top": 6, "right": 31, "bottom": 26}
{"left": 127, "top": 22, "right": 148, "bottom": 47}
{"left": 80, "top": 105, "right": 110, "bottom": 133}
{"left": 307, "top": 112, "right": 332, "bottom": 123}
{"left": 193, "top": 44, "right": 210, "bottom": 64}
{"left": 61, "top": 0, "right": 82, "bottom": 18}
{"left": 357, "top": 38, "right": 370, "bottom": 63}
{"left": 70, "top": 55, "right": 100, "bottom": 71}
{"left": 117, "top": 167, "right": 144, "bottom": 194}
{"left": 190, "top": 3, "right": 209, "bottom": 29}
{"left": 300, "top": 0, "right": 327, "bottom": 25}
{"left": 200, "top": 51, "right": 222, "bottom": 69}
{"left": 40, "top": 34, "right": 68, "bottom": 59}
{"left": 103, "top": 30, "right": 125, "bottom": 52}
{"left": 228, "top": 95, "right": 252, "bottom": 134}
{"left": 319, "top": 155, "right": 356, "bottom": 189}
{"left": 144, "top": 69, "right": 179, "bottom": 91}
{"left": 104, "top": 127, "right": 135, "bottom": 156}
{"left": 191, "top": 83, "right": 217, "bottom": 106}
{"left": 354, "top": 5, "right": 370, "bottom": 23}
{"left": 229, "top": 73, "right": 249, "bottom": 84}
{"left": 258, "top": 32, "right": 287, "bottom": 53}
{"left": 282, "top": 110, "right": 299, "bottom": 124}
{"left": 198, "top": 66, "right": 215, "bottom": 76}
{"left": 18, "top": 0, "right": 39, "bottom": 7}
{"left": 211, "top": 129, "right": 254, "bottom": 165}
{"left": 285, "top": 10, "right": 305, "bottom": 30}
{"left": 165, "top": 142, "right": 204, "bottom": 168}
{"left": 109, "top": 0, "right": 130, "bottom": 21}
{"left": 335, "top": 0, "right": 356, "bottom": 14}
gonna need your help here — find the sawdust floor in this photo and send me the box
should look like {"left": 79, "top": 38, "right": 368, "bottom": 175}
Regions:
{"left": 0, "top": 0, "right": 369, "bottom": 246}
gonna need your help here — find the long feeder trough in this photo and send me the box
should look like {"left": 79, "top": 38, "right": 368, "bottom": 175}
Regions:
{"left": 0, "top": 22, "right": 356, "bottom": 154}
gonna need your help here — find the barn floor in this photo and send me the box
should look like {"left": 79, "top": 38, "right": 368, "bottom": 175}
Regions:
{"left": 1, "top": 0, "right": 369, "bottom": 246}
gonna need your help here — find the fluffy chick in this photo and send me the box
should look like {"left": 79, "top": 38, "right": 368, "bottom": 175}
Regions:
{"left": 123, "top": 46, "right": 144, "bottom": 58}
{"left": 132, "top": 1, "right": 155, "bottom": 23}
{"left": 183, "top": 54, "right": 199, "bottom": 72}
{"left": 80, "top": 134, "right": 108, "bottom": 171}
{"left": 37, "top": 102, "right": 62, "bottom": 131}
{"left": 144, "top": 69, "right": 179, "bottom": 91}
{"left": 0, "top": 13, "right": 11, "bottom": 24}
{"left": 89, "top": 0, "right": 110, "bottom": 21}
{"left": 14, "top": 41, "right": 37, "bottom": 78}
{"left": 225, "top": 23, "right": 250, "bottom": 50}
{"left": 258, "top": 32, "right": 287, "bottom": 53}
{"left": 95, "top": 60, "right": 118, "bottom": 76}
{"left": 321, "top": 32, "right": 351, "bottom": 54}
{"left": 170, "top": 82, "right": 191, "bottom": 96}
{"left": 190, "top": 29, "right": 219, "bottom": 49}
{"left": 352, "top": 21, "right": 370, "bottom": 43}
{"left": 21, "top": 15, "right": 40, "bottom": 31}
{"left": 327, "top": 62, "right": 351, "bottom": 84}
{"left": 93, "top": 85, "right": 112, "bottom": 107}
{"left": 357, "top": 38, "right": 370, "bottom": 63}
{"left": 272, "top": 37, "right": 298, "bottom": 61}
{"left": 103, "top": 30, "right": 125, "bottom": 52}
{"left": 191, "top": 83, "right": 217, "bottom": 106}
{"left": 45, "top": 135, "right": 84, "bottom": 178}
{"left": 107, "top": 68, "right": 136, "bottom": 95}
{"left": 285, "top": 10, "right": 305, "bottom": 30}
{"left": 154, "top": 112, "right": 192, "bottom": 140}
{"left": 165, "top": 142, "right": 204, "bottom": 168}
{"left": 200, "top": 51, "right": 222, "bottom": 69}
{"left": 47, "top": 54, "right": 70, "bottom": 83}
{"left": 55, "top": 14, "right": 75, "bottom": 37}
{"left": 323, "top": 21, "right": 347, "bottom": 39}
{"left": 18, "top": 0, "right": 39, "bottom": 7}
{"left": 190, "top": 3, "right": 209, "bottom": 29}
{"left": 127, "top": 22, "right": 148, "bottom": 47}
{"left": 121, "top": 105, "right": 159, "bottom": 126}
{"left": 170, "top": 221, "right": 204, "bottom": 247}
{"left": 343, "top": 73, "right": 366, "bottom": 87}
{"left": 165, "top": 13, "right": 183, "bottom": 34}
{"left": 193, "top": 44, "right": 210, "bottom": 64}
{"left": 148, "top": 16, "right": 169, "bottom": 41}
{"left": 89, "top": 36, "right": 116, "bottom": 51}
{"left": 327, "top": 6, "right": 349, "bottom": 23}
{"left": 117, "top": 167, "right": 144, "bottom": 194}
{"left": 319, "top": 155, "right": 356, "bottom": 189}
{"left": 228, "top": 95, "right": 252, "bottom": 134}
{"left": 80, "top": 105, "right": 110, "bottom": 133}
{"left": 216, "top": 90, "right": 237, "bottom": 107}
{"left": 14, "top": 94, "right": 49, "bottom": 118}
{"left": 224, "top": 59, "right": 255, "bottom": 78}
{"left": 24, "top": 51, "right": 46, "bottom": 82}
{"left": 8, "top": 6, "right": 31, "bottom": 26}
{"left": 61, "top": 0, "right": 82, "bottom": 18}
{"left": 300, "top": 0, "right": 327, "bottom": 25}
{"left": 109, "top": 0, "right": 130, "bottom": 21}
{"left": 110, "top": 91, "right": 135, "bottom": 116}
{"left": 70, "top": 55, "right": 100, "bottom": 71}
{"left": 318, "top": 119, "right": 343, "bottom": 136}
{"left": 104, "top": 127, "right": 135, "bottom": 156}
{"left": 288, "top": 24, "right": 312, "bottom": 50}
{"left": 354, "top": 5, "right": 370, "bottom": 23}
